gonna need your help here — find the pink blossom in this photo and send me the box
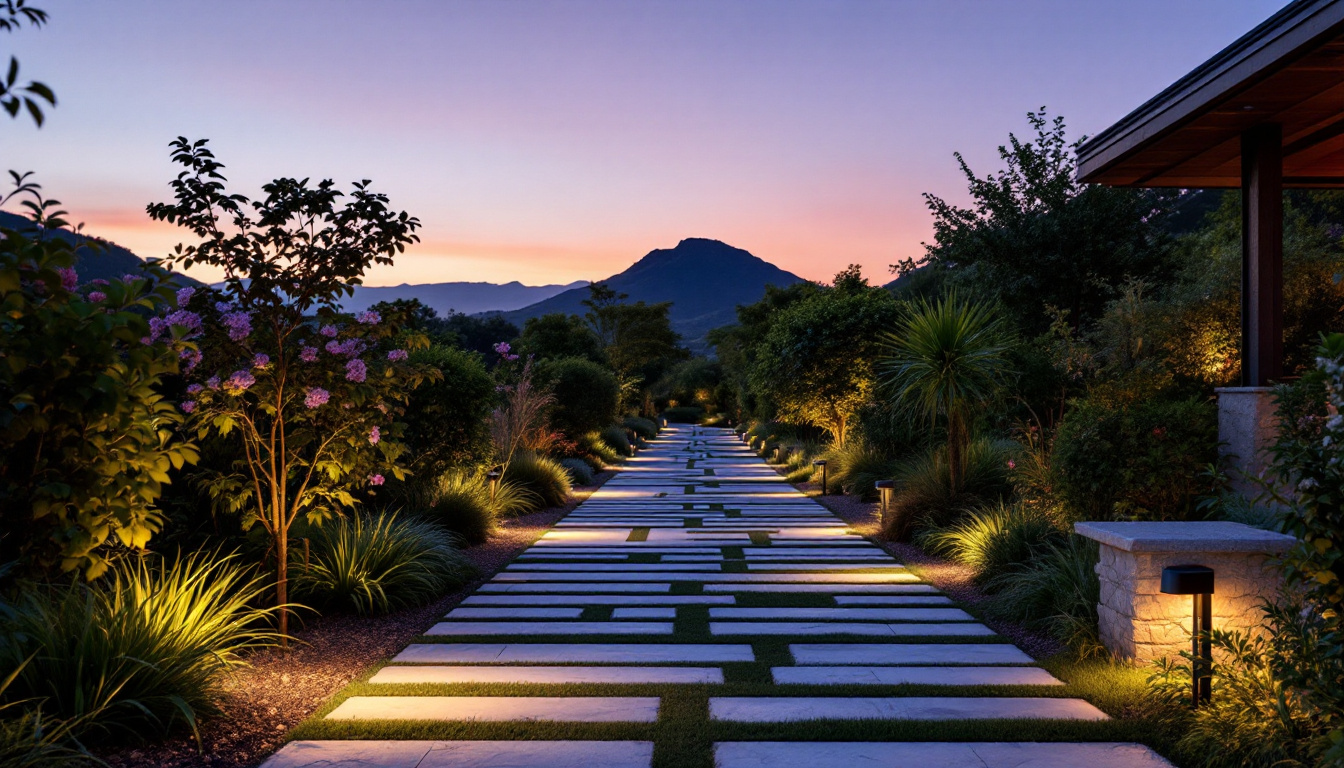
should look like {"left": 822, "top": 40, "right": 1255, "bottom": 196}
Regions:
{"left": 1006, "top": 460, "right": 1016, "bottom": 470}
{"left": 319, "top": 324, "right": 339, "bottom": 338}
{"left": 221, "top": 311, "right": 252, "bottom": 342}
{"left": 325, "top": 338, "right": 363, "bottom": 357}
{"left": 368, "top": 426, "right": 381, "bottom": 445}
{"left": 304, "top": 387, "right": 330, "bottom": 409}
{"left": 206, "top": 376, "right": 221, "bottom": 390}
{"left": 252, "top": 353, "right": 270, "bottom": 369}
{"left": 357, "top": 310, "right": 381, "bottom": 325}
{"left": 368, "top": 474, "right": 385, "bottom": 486}
{"left": 387, "top": 349, "right": 409, "bottom": 362}
{"left": 300, "top": 345, "right": 319, "bottom": 362}
{"left": 87, "top": 291, "right": 107, "bottom": 302}
{"left": 342, "top": 401, "right": 354, "bottom": 409}
{"left": 345, "top": 358, "right": 367, "bottom": 383}
{"left": 223, "top": 370, "right": 256, "bottom": 393}
{"left": 176, "top": 287, "right": 195, "bottom": 308}
{"left": 181, "top": 400, "right": 197, "bottom": 413}
{"left": 56, "top": 267, "right": 78, "bottom": 291}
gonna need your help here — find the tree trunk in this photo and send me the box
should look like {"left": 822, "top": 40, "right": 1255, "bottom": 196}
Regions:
{"left": 277, "top": 530, "right": 289, "bottom": 647}
{"left": 947, "top": 411, "right": 962, "bottom": 493}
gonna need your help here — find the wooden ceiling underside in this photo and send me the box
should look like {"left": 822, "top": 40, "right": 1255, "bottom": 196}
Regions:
{"left": 1085, "top": 35, "right": 1344, "bottom": 188}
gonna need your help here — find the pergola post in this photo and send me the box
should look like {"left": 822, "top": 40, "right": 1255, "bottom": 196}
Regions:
{"left": 1216, "top": 123, "right": 1285, "bottom": 495}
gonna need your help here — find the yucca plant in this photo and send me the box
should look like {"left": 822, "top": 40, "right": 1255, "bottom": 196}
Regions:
{"left": 879, "top": 293, "right": 1011, "bottom": 491}
{"left": 0, "top": 551, "right": 280, "bottom": 741}
{"left": 922, "top": 502, "right": 1063, "bottom": 583}
{"left": 291, "top": 512, "right": 475, "bottom": 616}
{"left": 503, "top": 452, "right": 573, "bottom": 509}
{"left": 423, "top": 470, "right": 537, "bottom": 544}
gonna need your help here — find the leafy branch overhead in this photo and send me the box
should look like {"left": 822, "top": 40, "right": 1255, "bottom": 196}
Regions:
{"left": 1, "top": 1, "right": 56, "bottom": 127}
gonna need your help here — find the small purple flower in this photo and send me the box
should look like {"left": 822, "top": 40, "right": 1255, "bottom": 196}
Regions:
{"left": 186, "top": 383, "right": 204, "bottom": 395}
{"left": 252, "top": 353, "right": 270, "bottom": 369}
{"left": 368, "top": 426, "right": 381, "bottom": 445}
{"left": 180, "top": 348, "right": 202, "bottom": 373}
{"left": 345, "top": 358, "right": 367, "bottom": 383}
{"left": 493, "top": 341, "right": 511, "bottom": 356}
{"left": 87, "top": 291, "right": 107, "bottom": 302}
{"left": 304, "top": 387, "right": 330, "bottom": 409}
{"left": 176, "top": 287, "right": 195, "bottom": 308}
{"left": 181, "top": 400, "right": 197, "bottom": 413}
{"left": 121, "top": 274, "right": 138, "bottom": 284}
{"left": 91, "top": 279, "right": 110, "bottom": 287}
{"left": 221, "top": 311, "right": 252, "bottom": 342}
{"left": 214, "top": 301, "right": 233, "bottom": 313}
{"left": 223, "top": 370, "right": 256, "bottom": 393}
{"left": 368, "top": 473, "right": 385, "bottom": 486}
{"left": 166, "top": 309, "right": 202, "bottom": 335}
{"left": 319, "top": 324, "right": 339, "bottom": 338}
{"left": 56, "top": 267, "right": 78, "bottom": 291}
{"left": 300, "top": 345, "right": 319, "bottom": 362}
{"left": 357, "top": 310, "right": 381, "bottom": 325}
{"left": 206, "top": 376, "right": 221, "bottom": 390}
{"left": 387, "top": 349, "right": 409, "bottom": 362}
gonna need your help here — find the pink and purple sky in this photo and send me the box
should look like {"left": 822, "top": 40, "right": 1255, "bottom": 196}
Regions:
{"left": 6, "top": 0, "right": 1285, "bottom": 287}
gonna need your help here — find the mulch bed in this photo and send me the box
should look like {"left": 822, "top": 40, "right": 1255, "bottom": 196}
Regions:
{"left": 796, "top": 479, "right": 1066, "bottom": 660}
{"left": 99, "top": 470, "right": 616, "bottom": 768}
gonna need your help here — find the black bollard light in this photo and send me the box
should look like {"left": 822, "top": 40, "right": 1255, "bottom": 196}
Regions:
{"left": 1161, "top": 564, "right": 1215, "bottom": 706}
{"left": 813, "top": 459, "right": 828, "bottom": 495}
{"left": 875, "top": 480, "right": 895, "bottom": 528}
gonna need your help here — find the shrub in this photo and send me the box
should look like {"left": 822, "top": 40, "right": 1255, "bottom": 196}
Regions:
{"left": 922, "top": 502, "right": 1064, "bottom": 584}
{"left": 661, "top": 405, "right": 703, "bottom": 423}
{"left": 503, "top": 452, "right": 573, "bottom": 509}
{"left": 1053, "top": 395, "right": 1218, "bottom": 520}
{"left": 599, "top": 425, "right": 632, "bottom": 457}
{"left": 578, "top": 432, "right": 625, "bottom": 470}
{"left": 291, "top": 512, "right": 475, "bottom": 615}
{"left": 422, "top": 470, "right": 536, "bottom": 545}
{"left": 824, "top": 438, "right": 899, "bottom": 501}
{"left": 538, "top": 357, "right": 620, "bottom": 439}
{"left": 559, "top": 458, "right": 595, "bottom": 486}
{"left": 0, "top": 659, "right": 96, "bottom": 768}
{"left": 983, "top": 535, "right": 1101, "bottom": 655}
{"left": 882, "top": 438, "right": 1014, "bottom": 540}
{"left": 0, "top": 551, "right": 278, "bottom": 740}
{"left": 401, "top": 345, "right": 494, "bottom": 484}
{"left": 623, "top": 416, "right": 659, "bottom": 440}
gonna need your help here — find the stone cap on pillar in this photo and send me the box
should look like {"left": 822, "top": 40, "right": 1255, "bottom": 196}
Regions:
{"left": 1074, "top": 521, "right": 1296, "bottom": 553}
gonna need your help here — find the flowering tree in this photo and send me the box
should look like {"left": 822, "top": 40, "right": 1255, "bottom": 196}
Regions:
{"left": 0, "top": 174, "right": 198, "bottom": 578}
{"left": 146, "top": 138, "right": 433, "bottom": 639}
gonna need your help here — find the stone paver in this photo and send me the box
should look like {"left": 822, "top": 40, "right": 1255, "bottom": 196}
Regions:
{"left": 273, "top": 425, "right": 1167, "bottom": 767}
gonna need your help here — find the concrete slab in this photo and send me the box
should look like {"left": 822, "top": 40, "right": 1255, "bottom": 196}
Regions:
{"left": 712, "top": 742, "right": 1173, "bottom": 768}
{"left": 394, "top": 643, "right": 756, "bottom": 664}
{"left": 327, "top": 696, "right": 660, "bottom": 722}
{"left": 710, "top": 608, "right": 974, "bottom": 621}
{"left": 446, "top": 608, "right": 582, "bottom": 619}
{"left": 710, "top": 622, "right": 995, "bottom": 637}
{"left": 709, "top": 696, "right": 1107, "bottom": 722}
{"left": 462, "top": 595, "right": 734, "bottom": 606}
{"left": 705, "top": 584, "right": 938, "bottom": 594}
{"left": 426, "top": 621, "right": 673, "bottom": 636}
{"left": 477, "top": 583, "right": 672, "bottom": 593}
{"left": 833, "top": 596, "right": 955, "bottom": 605}
{"left": 370, "top": 666, "right": 722, "bottom": 684}
{"left": 771, "top": 666, "right": 1064, "bottom": 686}
{"left": 791, "top": 643, "right": 1035, "bottom": 665}
{"left": 491, "top": 572, "right": 920, "bottom": 583}
{"left": 612, "top": 607, "right": 678, "bottom": 619}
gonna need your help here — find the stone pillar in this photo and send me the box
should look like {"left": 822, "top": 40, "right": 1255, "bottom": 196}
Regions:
{"left": 1075, "top": 521, "right": 1296, "bottom": 664}
{"left": 1216, "top": 386, "right": 1279, "bottom": 497}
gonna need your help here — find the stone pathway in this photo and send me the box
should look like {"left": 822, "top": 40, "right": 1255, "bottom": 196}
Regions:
{"left": 263, "top": 425, "right": 1171, "bottom": 768}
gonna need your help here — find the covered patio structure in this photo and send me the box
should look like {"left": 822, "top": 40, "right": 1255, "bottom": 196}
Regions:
{"left": 1076, "top": 0, "right": 1344, "bottom": 487}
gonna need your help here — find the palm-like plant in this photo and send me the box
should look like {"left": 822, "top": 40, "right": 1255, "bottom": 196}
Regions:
{"left": 878, "top": 294, "right": 1011, "bottom": 491}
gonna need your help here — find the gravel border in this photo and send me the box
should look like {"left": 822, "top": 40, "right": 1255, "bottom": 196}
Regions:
{"left": 99, "top": 470, "right": 618, "bottom": 768}
{"left": 792, "top": 477, "right": 1066, "bottom": 660}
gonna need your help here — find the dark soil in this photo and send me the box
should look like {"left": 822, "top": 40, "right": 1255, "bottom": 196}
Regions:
{"left": 98, "top": 471, "right": 616, "bottom": 768}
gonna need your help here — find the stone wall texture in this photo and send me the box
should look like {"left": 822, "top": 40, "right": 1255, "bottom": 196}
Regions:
{"left": 1096, "top": 545, "right": 1284, "bottom": 663}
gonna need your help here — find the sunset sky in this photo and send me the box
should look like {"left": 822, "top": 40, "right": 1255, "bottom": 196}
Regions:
{"left": 5, "top": 0, "right": 1286, "bottom": 287}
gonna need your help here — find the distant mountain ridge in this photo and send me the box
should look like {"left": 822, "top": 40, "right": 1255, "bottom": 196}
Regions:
{"left": 338, "top": 280, "right": 588, "bottom": 316}
{"left": 0, "top": 210, "right": 201, "bottom": 286}
{"left": 499, "top": 238, "right": 805, "bottom": 346}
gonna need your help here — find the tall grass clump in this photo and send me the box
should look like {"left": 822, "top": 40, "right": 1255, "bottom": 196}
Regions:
{"left": 0, "top": 660, "right": 97, "bottom": 767}
{"left": 423, "top": 470, "right": 537, "bottom": 544}
{"left": 623, "top": 416, "right": 659, "bottom": 440}
{"left": 559, "top": 457, "right": 595, "bottom": 486}
{"left": 983, "top": 535, "right": 1102, "bottom": 655}
{"left": 922, "top": 502, "right": 1063, "bottom": 584}
{"left": 825, "top": 438, "right": 898, "bottom": 500}
{"left": 0, "top": 551, "right": 279, "bottom": 741}
{"left": 291, "top": 512, "right": 475, "bottom": 616}
{"left": 503, "top": 452, "right": 573, "bottom": 509}
{"left": 599, "top": 425, "right": 632, "bottom": 457}
{"left": 883, "top": 438, "right": 1014, "bottom": 540}
{"left": 579, "top": 432, "right": 624, "bottom": 470}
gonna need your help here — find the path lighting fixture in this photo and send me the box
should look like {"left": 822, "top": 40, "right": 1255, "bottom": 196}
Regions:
{"left": 813, "top": 459, "right": 828, "bottom": 495}
{"left": 660, "top": 417, "right": 668, "bottom": 428}
{"left": 1161, "top": 565, "right": 1215, "bottom": 706}
{"left": 486, "top": 469, "right": 502, "bottom": 502}
{"left": 875, "top": 480, "right": 895, "bottom": 527}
